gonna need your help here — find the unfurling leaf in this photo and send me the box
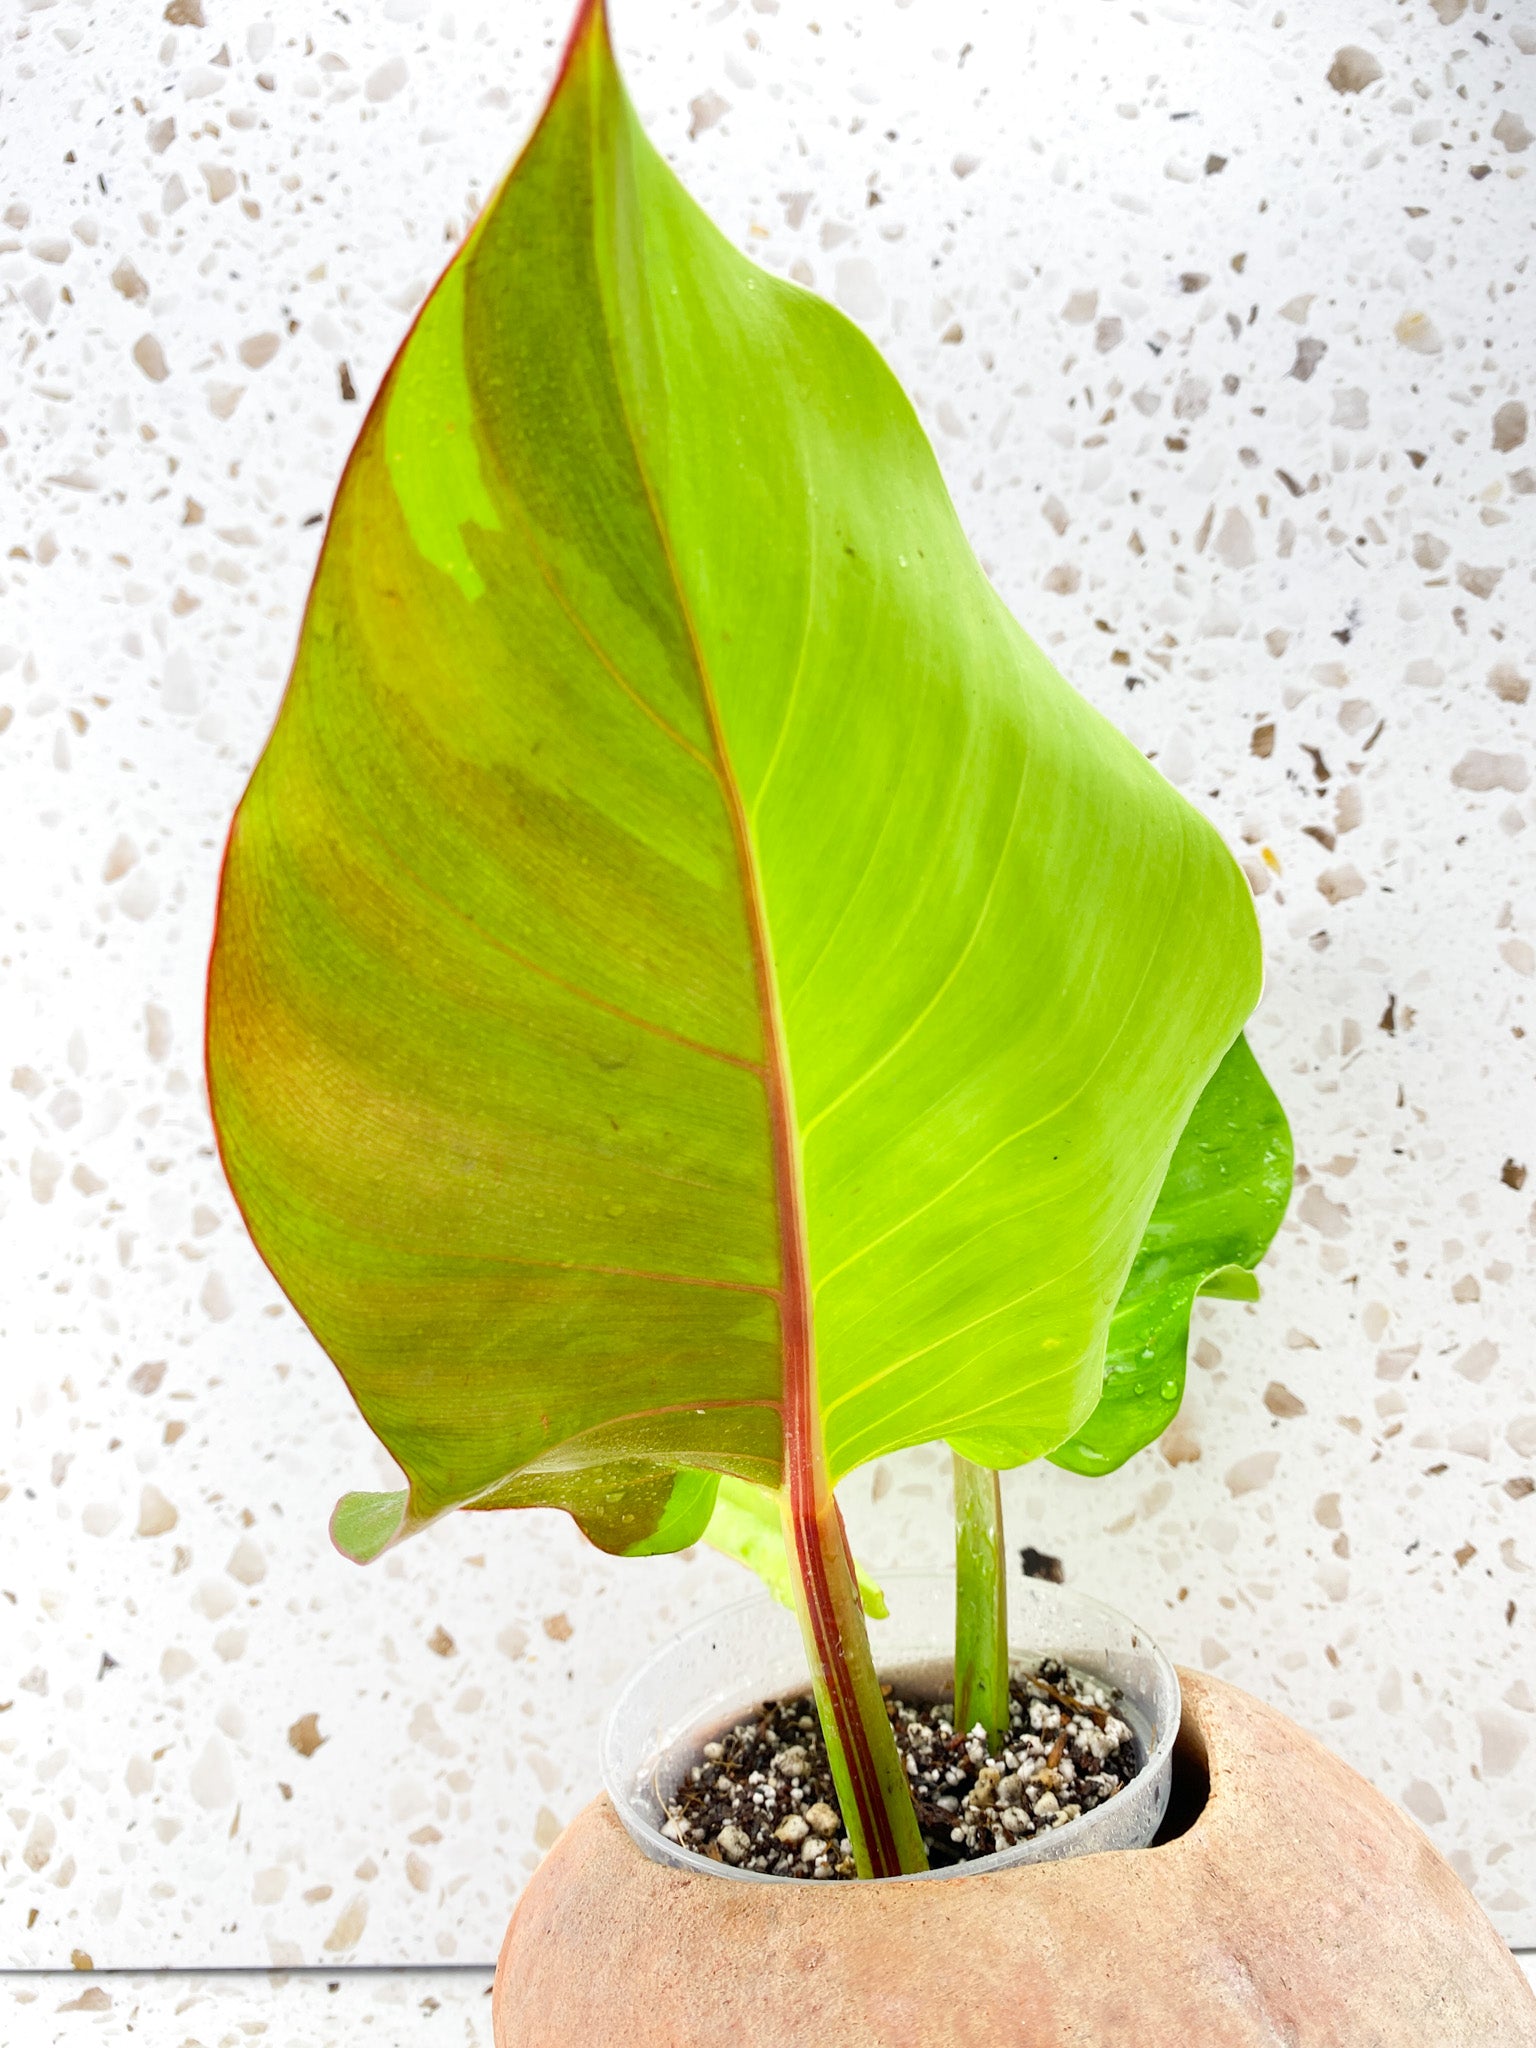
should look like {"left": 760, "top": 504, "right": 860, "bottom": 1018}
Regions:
{"left": 1050, "top": 1033, "right": 1293, "bottom": 1477}
{"left": 703, "top": 1477, "right": 887, "bottom": 1618}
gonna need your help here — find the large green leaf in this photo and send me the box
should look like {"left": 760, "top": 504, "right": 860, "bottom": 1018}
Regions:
{"left": 1049, "top": 1033, "right": 1293, "bottom": 1477}
{"left": 205, "top": 0, "right": 1264, "bottom": 1559}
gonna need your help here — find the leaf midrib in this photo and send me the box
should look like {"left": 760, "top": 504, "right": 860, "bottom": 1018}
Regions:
{"left": 578, "top": 61, "right": 813, "bottom": 1462}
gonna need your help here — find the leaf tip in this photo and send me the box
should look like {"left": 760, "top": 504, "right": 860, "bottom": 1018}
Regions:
{"left": 556, "top": 0, "right": 611, "bottom": 74}
{"left": 860, "top": 1580, "right": 889, "bottom": 1621}
{"left": 330, "top": 1489, "right": 410, "bottom": 1564}
{"left": 1199, "top": 1262, "right": 1263, "bottom": 1303}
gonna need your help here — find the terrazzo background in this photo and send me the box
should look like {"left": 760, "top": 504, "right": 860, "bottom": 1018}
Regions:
{"left": 3, "top": 0, "right": 1534, "bottom": 1970}
{"left": 5, "top": 1969, "right": 498, "bottom": 2046}
{"left": 20, "top": 1959, "right": 1536, "bottom": 2048}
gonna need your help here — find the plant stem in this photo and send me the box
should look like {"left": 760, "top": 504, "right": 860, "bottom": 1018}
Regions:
{"left": 952, "top": 1452, "right": 1010, "bottom": 1752}
{"left": 779, "top": 1478, "right": 928, "bottom": 1877}
{"left": 662, "top": 396, "right": 925, "bottom": 1878}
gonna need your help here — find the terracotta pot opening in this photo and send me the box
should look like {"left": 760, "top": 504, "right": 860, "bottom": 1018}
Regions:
{"left": 1149, "top": 1715, "right": 1210, "bottom": 1846}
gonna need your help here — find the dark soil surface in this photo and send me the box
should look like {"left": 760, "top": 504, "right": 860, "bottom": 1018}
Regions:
{"left": 661, "top": 1660, "right": 1142, "bottom": 1879}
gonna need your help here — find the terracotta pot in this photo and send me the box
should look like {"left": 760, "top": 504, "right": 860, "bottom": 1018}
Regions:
{"left": 494, "top": 1667, "right": 1536, "bottom": 2046}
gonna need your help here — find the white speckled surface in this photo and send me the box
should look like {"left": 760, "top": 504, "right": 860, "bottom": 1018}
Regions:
{"left": 4, "top": 1957, "right": 1536, "bottom": 2045}
{"left": 4, "top": 1969, "right": 497, "bottom": 2044}
{"left": 2, "top": 0, "right": 1533, "bottom": 1970}
{"left": 0, "top": 1960, "right": 1518, "bottom": 2044}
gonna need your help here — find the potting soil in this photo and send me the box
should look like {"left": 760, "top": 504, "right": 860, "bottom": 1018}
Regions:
{"left": 660, "top": 1661, "right": 1142, "bottom": 1880}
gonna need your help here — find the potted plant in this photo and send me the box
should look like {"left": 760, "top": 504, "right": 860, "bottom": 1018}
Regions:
{"left": 204, "top": 1, "right": 1536, "bottom": 2037}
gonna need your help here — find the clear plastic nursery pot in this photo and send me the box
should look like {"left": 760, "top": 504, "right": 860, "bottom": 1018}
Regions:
{"left": 602, "top": 1569, "right": 1179, "bottom": 1883}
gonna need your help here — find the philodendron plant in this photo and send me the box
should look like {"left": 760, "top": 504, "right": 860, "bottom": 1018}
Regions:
{"left": 206, "top": 0, "right": 1290, "bottom": 1879}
